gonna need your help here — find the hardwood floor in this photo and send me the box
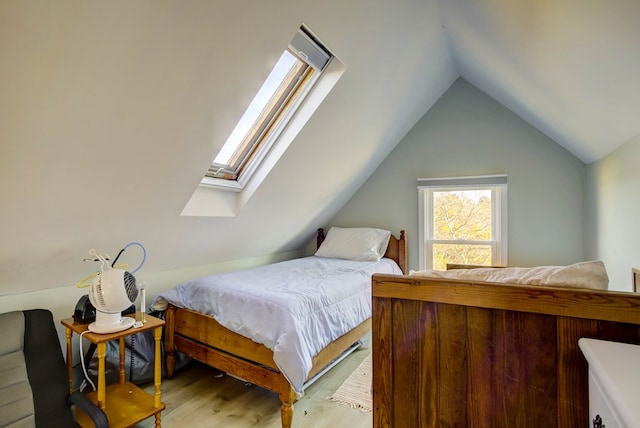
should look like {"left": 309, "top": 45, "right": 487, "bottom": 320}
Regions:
{"left": 136, "top": 347, "right": 372, "bottom": 428}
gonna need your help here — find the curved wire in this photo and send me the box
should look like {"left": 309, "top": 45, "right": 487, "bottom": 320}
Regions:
{"left": 77, "top": 249, "right": 110, "bottom": 288}
{"left": 77, "top": 263, "right": 129, "bottom": 288}
{"left": 79, "top": 330, "right": 96, "bottom": 392}
{"left": 111, "top": 242, "right": 146, "bottom": 274}
{"left": 76, "top": 271, "right": 99, "bottom": 289}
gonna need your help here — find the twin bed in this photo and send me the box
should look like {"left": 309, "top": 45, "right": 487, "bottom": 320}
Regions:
{"left": 157, "top": 227, "right": 407, "bottom": 428}
{"left": 372, "top": 262, "right": 640, "bottom": 427}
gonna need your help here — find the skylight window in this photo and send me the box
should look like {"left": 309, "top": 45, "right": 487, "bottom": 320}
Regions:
{"left": 203, "top": 26, "right": 331, "bottom": 184}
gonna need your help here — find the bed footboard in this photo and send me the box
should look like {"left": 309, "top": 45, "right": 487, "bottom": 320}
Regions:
{"left": 164, "top": 304, "right": 371, "bottom": 428}
{"left": 371, "top": 274, "right": 640, "bottom": 427}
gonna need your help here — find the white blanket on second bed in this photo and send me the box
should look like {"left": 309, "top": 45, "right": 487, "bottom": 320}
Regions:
{"left": 409, "top": 260, "right": 608, "bottom": 289}
{"left": 155, "top": 256, "right": 402, "bottom": 394}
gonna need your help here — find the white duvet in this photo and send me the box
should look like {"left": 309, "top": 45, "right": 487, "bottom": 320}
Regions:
{"left": 155, "top": 256, "right": 402, "bottom": 394}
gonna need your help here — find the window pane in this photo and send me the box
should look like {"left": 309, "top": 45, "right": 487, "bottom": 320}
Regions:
{"left": 214, "top": 50, "right": 301, "bottom": 166}
{"left": 433, "top": 190, "right": 492, "bottom": 241}
{"left": 432, "top": 243, "right": 492, "bottom": 270}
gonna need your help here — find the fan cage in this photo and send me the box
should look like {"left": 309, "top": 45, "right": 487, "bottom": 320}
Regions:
{"left": 123, "top": 271, "right": 138, "bottom": 301}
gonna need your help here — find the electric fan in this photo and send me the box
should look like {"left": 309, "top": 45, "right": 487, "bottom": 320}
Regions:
{"left": 78, "top": 243, "right": 146, "bottom": 334}
{"left": 88, "top": 267, "right": 139, "bottom": 333}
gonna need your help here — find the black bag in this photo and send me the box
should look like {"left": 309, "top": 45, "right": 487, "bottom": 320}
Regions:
{"left": 83, "top": 311, "right": 191, "bottom": 387}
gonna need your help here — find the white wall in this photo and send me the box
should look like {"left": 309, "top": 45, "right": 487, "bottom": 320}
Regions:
{"left": 0, "top": 250, "right": 302, "bottom": 344}
{"left": 585, "top": 135, "right": 640, "bottom": 291}
{"left": 329, "top": 79, "right": 586, "bottom": 271}
{"left": 0, "top": 0, "right": 453, "bottom": 298}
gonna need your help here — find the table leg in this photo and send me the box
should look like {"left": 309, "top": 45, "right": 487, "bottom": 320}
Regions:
{"left": 97, "top": 342, "right": 106, "bottom": 409}
{"left": 65, "top": 328, "right": 73, "bottom": 393}
{"left": 153, "top": 326, "right": 162, "bottom": 408}
{"left": 119, "top": 336, "right": 125, "bottom": 384}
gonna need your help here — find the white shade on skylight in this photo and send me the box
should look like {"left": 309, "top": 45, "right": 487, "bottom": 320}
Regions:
{"left": 214, "top": 51, "right": 298, "bottom": 165}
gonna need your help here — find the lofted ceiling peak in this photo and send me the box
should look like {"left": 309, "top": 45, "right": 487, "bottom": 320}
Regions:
{"left": 437, "top": 0, "right": 640, "bottom": 163}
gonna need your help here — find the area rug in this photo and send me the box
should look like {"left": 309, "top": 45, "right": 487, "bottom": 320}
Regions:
{"left": 329, "top": 353, "right": 372, "bottom": 412}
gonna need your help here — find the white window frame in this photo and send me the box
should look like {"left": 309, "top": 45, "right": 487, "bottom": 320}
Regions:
{"left": 417, "top": 175, "right": 508, "bottom": 270}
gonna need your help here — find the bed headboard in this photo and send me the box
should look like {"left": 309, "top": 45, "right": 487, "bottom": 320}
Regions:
{"left": 316, "top": 228, "right": 408, "bottom": 274}
{"left": 446, "top": 263, "right": 505, "bottom": 270}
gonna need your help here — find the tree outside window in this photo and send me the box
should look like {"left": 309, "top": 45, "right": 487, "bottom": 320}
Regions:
{"left": 418, "top": 176, "right": 507, "bottom": 270}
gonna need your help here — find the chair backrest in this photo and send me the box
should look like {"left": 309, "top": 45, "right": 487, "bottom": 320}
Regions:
{"left": 0, "top": 309, "right": 75, "bottom": 428}
{"left": 0, "top": 310, "right": 35, "bottom": 426}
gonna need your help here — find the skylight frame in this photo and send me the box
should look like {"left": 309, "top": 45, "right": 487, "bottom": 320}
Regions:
{"left": 203, "top": 26, "right": 331, "bottom": 187}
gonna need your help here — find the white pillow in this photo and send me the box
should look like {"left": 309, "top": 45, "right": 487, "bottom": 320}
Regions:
{"left": 315, "top": 227, "right": 392, "bottom": 261}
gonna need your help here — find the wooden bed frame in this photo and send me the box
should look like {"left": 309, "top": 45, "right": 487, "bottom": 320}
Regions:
{"left": 371, "top": 272, "right": 640, "bottom": 427}
{"left": 164, "top": 228, "right": 407, "bottom": 428}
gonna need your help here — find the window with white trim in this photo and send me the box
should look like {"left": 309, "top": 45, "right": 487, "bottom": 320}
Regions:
{"left": 202, "top": 26, "right": 331, "bottom": 187}
{"left": 418, "top": 175, "right": 508, "bottom": 270}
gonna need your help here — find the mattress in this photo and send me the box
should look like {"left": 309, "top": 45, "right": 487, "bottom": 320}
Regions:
{"left": 156, "top": 255, "right": 402, "bottom": 393}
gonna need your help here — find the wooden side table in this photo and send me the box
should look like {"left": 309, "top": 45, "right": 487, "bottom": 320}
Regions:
{"left": 61, "top": 312, "right": 166, "bottom": 427}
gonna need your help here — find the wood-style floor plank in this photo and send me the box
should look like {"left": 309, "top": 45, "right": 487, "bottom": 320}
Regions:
{"left": 135, "top": 348, "right": 372, "bottom": 428}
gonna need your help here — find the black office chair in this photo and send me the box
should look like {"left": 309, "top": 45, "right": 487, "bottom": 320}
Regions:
{"left": 0, "top": 309, "right": 108, "bottom": 427}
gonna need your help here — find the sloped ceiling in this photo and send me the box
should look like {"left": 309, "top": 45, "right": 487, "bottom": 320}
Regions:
{"left": 1, "top": 0, "right": 638, "bottom": 296}
{"left": 438, "top": 0, "right": 640, "bottom": 162}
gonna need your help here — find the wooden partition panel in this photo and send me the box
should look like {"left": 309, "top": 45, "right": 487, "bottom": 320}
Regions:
{"left": 372, "top": 275, "right": 640, "bottom": 428}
